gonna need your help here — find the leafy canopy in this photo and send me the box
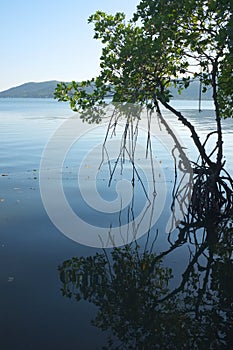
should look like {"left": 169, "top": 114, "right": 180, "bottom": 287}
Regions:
{"left": 55, "top": 0, "right": 233, "bottom": 119}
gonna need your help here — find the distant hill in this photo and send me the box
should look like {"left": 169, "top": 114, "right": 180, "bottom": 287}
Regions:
{"left": 170, "top": 80, "right": 212, "bottom": 100}
{"left": 0, "top": 81, "right": 60, "bottom": 98}
{"left": 0, "top": 80, "right": 212, "bottom": 100}
{"left": 0, "top": 80, "right": 97, "bottom": 98}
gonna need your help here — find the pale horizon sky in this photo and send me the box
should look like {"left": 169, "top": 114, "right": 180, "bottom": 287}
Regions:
{"left": 0, "top": 0, "right": 139, "bottom": 92}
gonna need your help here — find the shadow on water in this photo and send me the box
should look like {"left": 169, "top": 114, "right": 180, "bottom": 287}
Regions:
{"left": 58, "top": 105, "right": 233, "bottom": 349}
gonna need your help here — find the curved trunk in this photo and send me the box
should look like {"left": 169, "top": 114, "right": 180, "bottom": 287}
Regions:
{"left": 159, "top": 100, "right": 216, "bottom": 169}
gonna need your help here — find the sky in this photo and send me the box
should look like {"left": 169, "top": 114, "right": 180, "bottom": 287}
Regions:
{"left": 0, "top": 0, "right": 139, "bottom": 92}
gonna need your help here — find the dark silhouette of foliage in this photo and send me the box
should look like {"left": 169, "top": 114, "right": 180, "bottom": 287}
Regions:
{"left": 59, "top": 209, "right": 233, "bottom": 349}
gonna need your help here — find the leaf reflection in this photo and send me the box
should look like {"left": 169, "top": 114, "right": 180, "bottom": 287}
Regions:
{"left": 58, "top": 104, "right": 233, "bottom": 348}
{"left": 58, "top": 207, "right": 233, "bottom": 349}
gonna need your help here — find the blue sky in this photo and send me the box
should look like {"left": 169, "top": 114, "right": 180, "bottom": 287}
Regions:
{"left": 0, "top": 0, "right": 139, "bottom": 92}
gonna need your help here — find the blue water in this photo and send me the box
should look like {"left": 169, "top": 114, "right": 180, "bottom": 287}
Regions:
{"left": 0, "top": 98, "right": 232, "bottom": 349}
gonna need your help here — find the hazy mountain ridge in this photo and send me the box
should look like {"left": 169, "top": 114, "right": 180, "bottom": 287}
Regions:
{"left": 0, "top": 81, "right": 60, "bottom": 98}
{"left": 0, "top": 80, "right": 213, "bottom": 100}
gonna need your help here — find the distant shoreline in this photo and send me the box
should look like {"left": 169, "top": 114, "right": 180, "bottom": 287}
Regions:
{"left": 0, "top": 80, "right": 213, "bottom": 100}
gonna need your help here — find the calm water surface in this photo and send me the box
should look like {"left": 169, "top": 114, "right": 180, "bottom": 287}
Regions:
{"left": 0, "top": 98, "right": 232, "bottom": 349}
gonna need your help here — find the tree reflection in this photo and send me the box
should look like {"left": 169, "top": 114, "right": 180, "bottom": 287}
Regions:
{"left": 58, "top": 104, "right": 233, "bottom": 349}
{"left": 58, "top": 208, "right": 233, "bottom": 349}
